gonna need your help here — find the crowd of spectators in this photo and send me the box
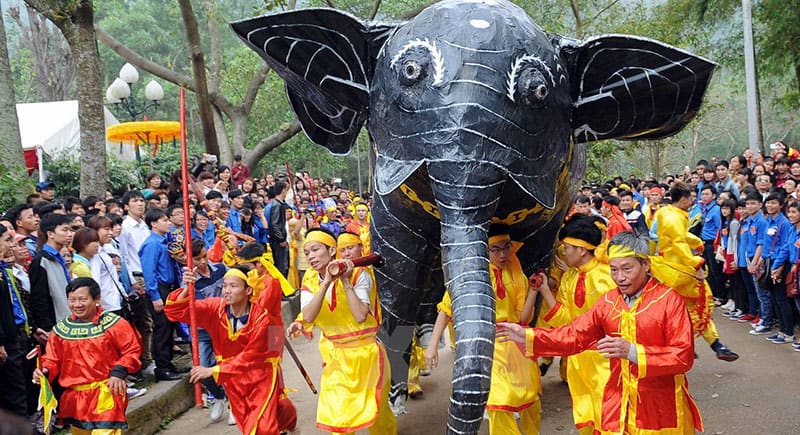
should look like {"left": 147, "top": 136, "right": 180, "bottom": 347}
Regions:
{"left": 0, "top": 152, "right": 371, "bottom": 428}
{"left": 574, "top": 140, "right": 800, "bottom": 350}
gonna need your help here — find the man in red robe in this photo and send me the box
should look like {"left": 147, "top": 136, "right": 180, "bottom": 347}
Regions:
{"left": 166, "top": 266, "right": 294, "bottom": 435}
{"left": 499, "top": 232, "right": 702, "bottom": 434}
{"left": 35, "top": 278, "right": 141, "bottom": 434}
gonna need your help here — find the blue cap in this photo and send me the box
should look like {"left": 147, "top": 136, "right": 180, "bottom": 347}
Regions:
{"left": 36, "top": 181, "right": 55, "bottom": 192}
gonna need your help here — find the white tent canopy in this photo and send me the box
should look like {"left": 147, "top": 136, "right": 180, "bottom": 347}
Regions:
{"left": 16, "top": 100, "right": 135, "bottom": 161}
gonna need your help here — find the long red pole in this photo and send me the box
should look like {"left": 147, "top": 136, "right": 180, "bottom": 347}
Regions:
{"left": 179, "top": 87, "right": 202, "bottom": 407}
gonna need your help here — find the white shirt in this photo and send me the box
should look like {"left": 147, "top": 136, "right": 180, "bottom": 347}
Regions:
{"left": 12, "top": 264, "right": 30, "bottom": 293}
{"left": 119, "top": 215, "right": 150, "bottom": 274}
{"left": 91, "top": 246, "right": 123, "bottom": 312}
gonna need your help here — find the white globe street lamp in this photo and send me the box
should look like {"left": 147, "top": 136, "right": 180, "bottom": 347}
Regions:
{"left": 105, "top": 63, "right": 164, "bottom": 120}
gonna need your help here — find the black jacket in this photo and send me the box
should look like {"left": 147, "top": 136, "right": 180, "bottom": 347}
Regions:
{"left": 268, "top": 199, "right": 290, "bottom": 242}
{"left": 0, "top": 275, "right": 19, "bottom": 345}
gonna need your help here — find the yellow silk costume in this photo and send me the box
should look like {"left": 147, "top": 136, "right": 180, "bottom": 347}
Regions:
{"left": 543, "top": 257, "right": 613, "bottom": 433}
{"left": 407, "top": 335, "right": 426, "bottom": 397}
{"left": 300, "top": 268, "right": 396, "bottom": 434}
{"left": 652, "top": 205, "right": 715, "bottom": 342}
{"left": 437, "top": 252, "right": 541, "bottom": 435}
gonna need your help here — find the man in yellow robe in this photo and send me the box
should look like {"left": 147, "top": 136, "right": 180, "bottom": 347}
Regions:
{"left": 653, "top": 182, "right": 738, "bottom": 361}
{"left": 297, "top": 229, "right": 396, "bottom": 434}
{"left": 537, "top": 214, "right": 614, "bottom": 434}
{"left": 425, "top": 224, "right": 540, "bottom": 434}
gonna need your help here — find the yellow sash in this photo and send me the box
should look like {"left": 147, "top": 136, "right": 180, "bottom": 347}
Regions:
{"left": 73, "top": 380, "right": 115, "bottom": 414}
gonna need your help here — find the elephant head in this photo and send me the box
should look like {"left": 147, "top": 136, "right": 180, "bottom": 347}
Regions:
{"left": 232, "top": 1, "right": 714, "bottom": 432}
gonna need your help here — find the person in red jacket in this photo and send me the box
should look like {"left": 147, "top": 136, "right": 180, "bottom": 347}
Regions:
{"left": 34, "top": 277, "right": 141, "bottom": 434}
{"left": 166, "top": 265, "right": 295, "bottom": 434}
{"left": 499, "top": 232, "right": 703, "bottom": 434}
{"left": 231, "top": 155, "right": 251, "bottom": 189}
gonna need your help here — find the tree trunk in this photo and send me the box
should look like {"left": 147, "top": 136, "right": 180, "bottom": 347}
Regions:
{"left": 178, "top": 0, "right": 220, "bottom": 158}
{"left": 569, "top": 0, "right": 584, "bottom": 39}
{"left": 0, "top": 0, "right": 26, "bottom": 174}
{"left": 64, "top": 2, "right": 107, "bottom": 197}
{"left": 25, "top": 0, "right": 107, "bottom": 197}
{"left": 243, "top": 120, "right": 302, "bottom": 169}
{"left": 212, "top": 108, "right": 232, "bottom": 163}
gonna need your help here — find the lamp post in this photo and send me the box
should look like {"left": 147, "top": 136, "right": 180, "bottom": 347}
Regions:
{"left": 105, "top": 63, "right": 164, "bottom": 120}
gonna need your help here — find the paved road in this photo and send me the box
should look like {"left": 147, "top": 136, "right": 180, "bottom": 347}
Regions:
{"left": 160, "top": 307, "right": 800, "bottom": 434}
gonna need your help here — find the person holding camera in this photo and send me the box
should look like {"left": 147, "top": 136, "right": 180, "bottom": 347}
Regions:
{"left": 231, "top": 155, "right": 250, "bottom": 188}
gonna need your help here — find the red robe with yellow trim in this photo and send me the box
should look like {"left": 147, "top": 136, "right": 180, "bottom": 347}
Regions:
{"left": 165, "top": 280, "right": 288, "bottom": 435}
{"left": 524, "top": 279, "right": 702, "bottom": 434}
{"left": 41, "top": 309, "right": 141, "bottom": 430}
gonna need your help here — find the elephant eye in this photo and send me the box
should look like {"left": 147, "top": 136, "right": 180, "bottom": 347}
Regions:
{"left": 399, "top": 59, "right": 427, "bottom": 86}
{"left": 390, "top": 38, "right": 445, "bottom": 86}
{"left": 516, "top": 69, "right": 549, "bottom": 106}
{"left": 506, "top": 54, "right": 556, "bottom": 104}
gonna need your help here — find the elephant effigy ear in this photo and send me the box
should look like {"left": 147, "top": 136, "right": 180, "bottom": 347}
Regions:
{"left": 561, "top": 35, "right": 716, "bottom": 144}
{"left": 231, "top": 10, "right": 397, "bottom": 154}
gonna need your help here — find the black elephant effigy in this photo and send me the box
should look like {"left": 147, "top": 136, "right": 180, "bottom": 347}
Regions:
{"left": 232, "top": 0, "right": 715, "bottom": 432}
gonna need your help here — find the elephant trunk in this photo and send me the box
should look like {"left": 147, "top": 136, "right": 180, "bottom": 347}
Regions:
{"left": 428, "top": 162, "right": 506, "bottom": 434}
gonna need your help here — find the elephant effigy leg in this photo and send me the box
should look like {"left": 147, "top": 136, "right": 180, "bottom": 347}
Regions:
{"left": 372, "top": 193, "right": 443, "bottom": 414}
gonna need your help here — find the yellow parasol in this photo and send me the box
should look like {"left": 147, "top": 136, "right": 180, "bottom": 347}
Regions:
{"left": 106, "top": 120, "right": 181, "bottom": 161}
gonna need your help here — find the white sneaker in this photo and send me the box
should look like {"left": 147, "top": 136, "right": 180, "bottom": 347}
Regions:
{"left": 227, "top": 408, "right": 236, "bottom": 426}
{"left": 143, "top": 362, "right": 156, "bottom": 376}
{"left": 127, "top": 387, "right": 147, "bottom": 400}
{"left": 210, "top": 398, "right": 226, "bottom": 423}
{"left": 721, "top": 300, "right": 735, "bottom": 311}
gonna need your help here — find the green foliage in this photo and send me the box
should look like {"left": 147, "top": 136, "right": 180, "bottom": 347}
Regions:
{"left": 585, "top": 141, "right": 622, "bottom": 183}
{"left": 256, "top": 129, "right": 350, "bottom": 180}
{"left": 45, "top": 153, "right": 143, "bottom": 197}
{"left": 8, "top": 44, "right": 36, "bottom": 103}
{"left": 0, "top": 164, "right": 32, "bottom": 211}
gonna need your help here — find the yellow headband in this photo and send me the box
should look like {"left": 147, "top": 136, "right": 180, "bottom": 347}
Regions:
{"left": 562, "top": 237, "right": 597, "bottom": 250}
{"left": 337, "top": 233, "right": 362, "bottom": 249}
{"left": 224, "top": 268, "right": 249, "bottom": 282}
{"left": 236, "top": 251, "right": 264, "bottom": 264}
{"left": 607, "top": 244, "right": 648, "bottom": 260}
{"left": 304, "top": 230, "right": 336, "bottom": 248}
{"left": 355, "top": 204, "right": 369, "bottom": 212}
{"left": 488, "top": 234, "right": 511, "bottom": 246}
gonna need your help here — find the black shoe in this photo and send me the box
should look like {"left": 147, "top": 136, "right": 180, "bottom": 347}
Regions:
{"left": 715, "top": 346, "right": 739, "bottom": 362}
{"left": 155, "top": 371, "right": 182, "bottom": 381}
